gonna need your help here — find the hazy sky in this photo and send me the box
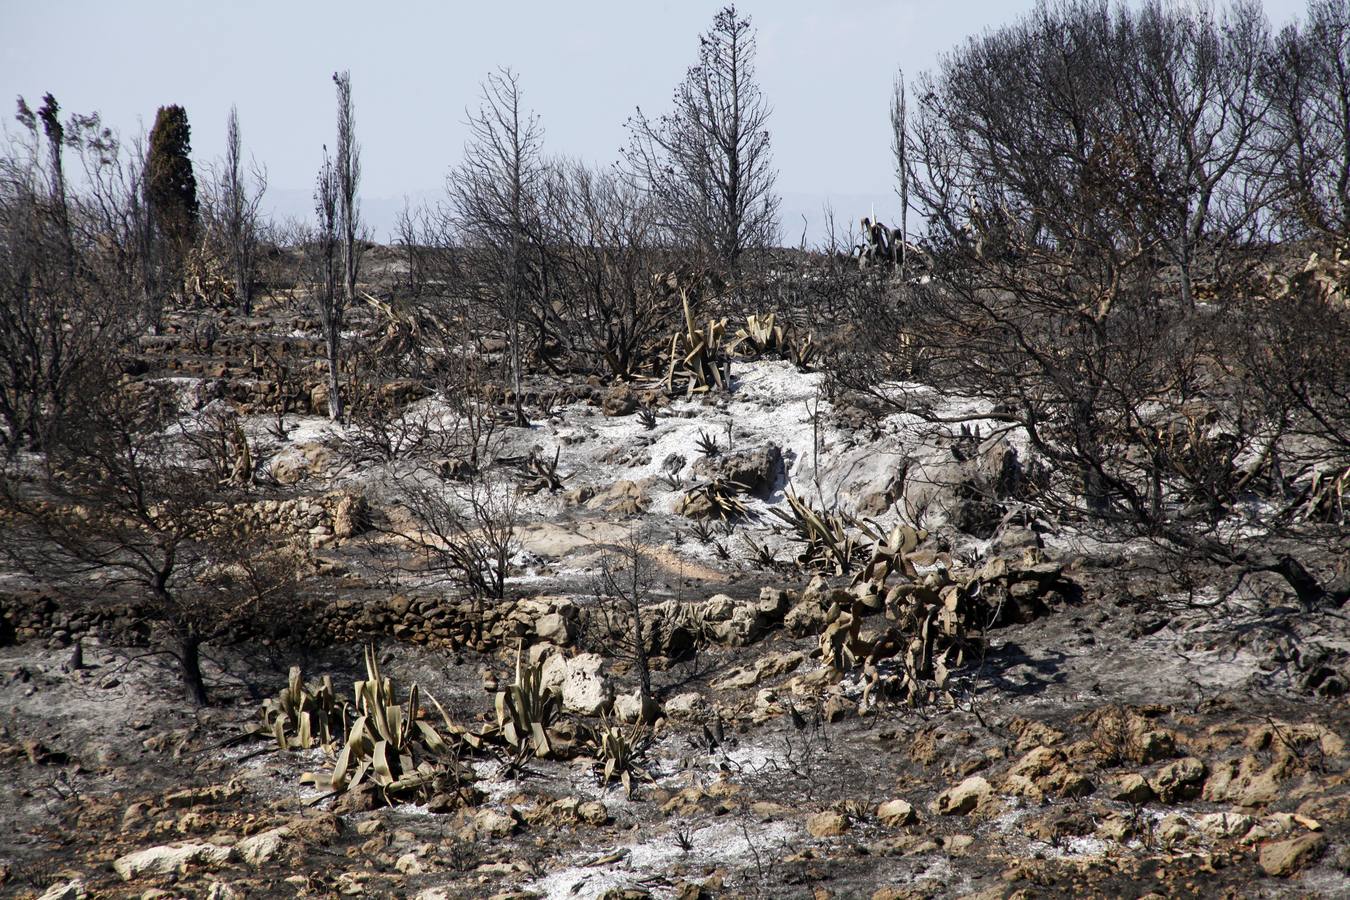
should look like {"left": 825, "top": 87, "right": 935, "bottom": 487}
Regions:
{"left": 1, "top": 0, "right": 1310, "bottom": 243}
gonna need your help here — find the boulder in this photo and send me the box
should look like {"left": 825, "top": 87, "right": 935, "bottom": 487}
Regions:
{"left": 577, "top": 800, "right": 610, "bottom": 826}
{"left": 902, "top": 436, "right": 1024, "bottom": 537}
{"left": 1259, "top": 833, "right": 1326, "bottom": 877}
{"left": 1196, "top": 812, "right": 1253, "bottom": 839}
{"left": 602, "top": 385, "right": 638, "bottom": 417}
{"left": 806, "top": 811, "right": 850, "bottom": 837}
{"left": 675, "top": 490, "right": 717, "bottom": 519}
{"left": 332, "top": 493, "right": 370, "bottom": 540}
{"left": 702, "top": 601, "right": 769, "bottom": 646}
{"left": 932, "top": 776, "right": 992, "bottom": 816}
{"left": 309, "top": 382, "right": 331, "bottom": 415}
{"left": 783, "top": 597, "right": 830, "bottom": 637}
{"left": 877, "top": 799, "right": 917, "bottom": 827}
{"left": 585, "top": 480, "right": 644, "bottom": 516}
{"left": 113, "top": 843, "right": 235, "bottom": 880}
{"left": 472, "top": 808, "right": 519, "bottom": 839}
{"left": 1203, "top": 754, "right": 1287, "bottom": 807}
{"left": 37, "top": 881, "right": 86, "bottom": 900}
{"left": 236, "top": 826, "right": 290, "bottom": 866}
{"left": 559, "top": 653, "right": 613, "bottom": 716}
{"left": 664, "top": 692, "right": 708, "bottom": 718}
{"left": 271, "top": 442, "right": 333, "bottom": 485}
{"left": 1106, "top": 773, "right": 1155, "bottom": 805}
{"left": 1150, "top": 757, "right": 1206, "bottom": 803}
{"left": 613, "top": 690, "right": 661, "bottom": 724}
{"left": 540, "top": 653, "right": 569, "bottom": 697}
{"left": 693, "top": 444, "right": 782, "bottom": 496}
{"left": 535, "top": 612, "right": 574, "bottom": 646}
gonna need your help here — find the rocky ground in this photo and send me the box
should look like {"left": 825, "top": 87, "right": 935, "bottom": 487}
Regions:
{"left": 1, "top": 292, "right": 1347, "bottom": 899}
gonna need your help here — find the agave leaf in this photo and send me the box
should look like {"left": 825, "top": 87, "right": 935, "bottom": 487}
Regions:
{"left": 298, "top": 711, "right": 312, "bottom": 748}
{"left": 530, "top": 722, "right": 551, "bottom": 758}
{"left": 331, "top": 744, "right": 353, "bottom": 788}
{"left": 272, "top": 717, "right": 289, "bottom": 750}
{"left": 371, "top": 740, "right": 393, "bottom": 782}
{"left": 417, "top": 720, "right": 447, "bottom": 754}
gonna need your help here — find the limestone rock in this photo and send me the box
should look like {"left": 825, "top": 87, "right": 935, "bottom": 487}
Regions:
{"left": 693, "top": 444, "right": 782, "bottom": 496}
{"left": 272, "top": 442, "right": 332, "bottom": 485}
{"left": 1106, "top": 773, "right": 1155, "bottom": 805}
{"left": 577, "top": 800, "right": 610, "bottom": 826}
{"left": 806, "top": 811, "right": 850, "bottom": 837}
{"left": 613, "top": 690, "right": 661, "bottom": 724}
{"left": 1202, "top": 754, "right": 1287, "bottom": 807}
{"left": 113, "top": 843, "right": 235, "bottom": 880}
{"left": 783, "top": 597, "right": 829, "bottom": 636}
{"left": 1259, "top": 833, "right": 1326, "bottom": 877}
{"left": 664, "top": 692, "right": 708, "bottom": 718}
{"left": 877, "top": 799, "right": 917, "bottom": 827}
{"left": 1150, "top": 757, "right": 1206, "bottom": 803}
{"left": 206, "top": 883, "right": 242, "bottom": 900}
{"left": 236, "top": 826, "right": 290, "bottom": 866}
{"left": 540, "top": 653, "right": 569, "bottom": 697}
{"left": 1196, "top": 812, "right": 1253, "bottom": 839}
{"left": 37, "top": 881, "right": 86, "bottom": 900}
{"left": 473, "top": 808, "right": 519, "bottom": 839}
{"left": 585, "top": 480, "right": 644, "bottom": 515}
{"left": 932, "top": 776, "right": 992, "bottom": 816}
{"left": 332, "top": 493, "right": 370, "bottom": 539}
{"left": 535, "top": 612, "right": 574, "bottom": 646}
{"left": 602, "top": 385, "right": 638, "bottom": 416}
{"left": 559, "top": 653, "right": 614, "bottom": 716}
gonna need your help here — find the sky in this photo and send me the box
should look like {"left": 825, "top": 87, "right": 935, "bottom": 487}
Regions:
{"left": 1, "top": 0, "right": 1310, "bottom": 245}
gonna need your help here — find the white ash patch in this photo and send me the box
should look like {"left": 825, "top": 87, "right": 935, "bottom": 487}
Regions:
{"left": 520, "top": 817, "right": 800, "bottom": 899}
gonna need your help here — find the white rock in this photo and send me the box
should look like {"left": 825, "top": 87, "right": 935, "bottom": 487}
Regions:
{"left": 560, "top": 653, "right": 613, "bottom": 716}
{"left": 540, "top": 652, "right": 569, "bottom": 696}
{"left": 612, "top": 690, "right": 661, "bottom": 723}
{"left": 113, "top": 843, "right": 234, "bottom": 880}
{"left": 664, "top": 691, "right": 708, "bottom": 718}
{"left": 236, "top": 826, "right": 290, "bottom": 865}
{"left": 37, "top": 881, "right": 85, "bottom": 900}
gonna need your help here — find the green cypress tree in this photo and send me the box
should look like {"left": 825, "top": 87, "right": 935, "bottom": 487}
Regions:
{"left": 146, "top": 105, "right": 199, "bottom": 254}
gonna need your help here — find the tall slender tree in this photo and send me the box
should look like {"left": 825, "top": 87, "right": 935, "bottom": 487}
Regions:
{"left": 312, "top": 148, "right": 343, "bottom": 421}
{"left": 210, "top": 106, "right": 266, "bottom": 314}
{"left": 623, "top": 4, "right": 779, "bottom": 268}
{"left": 145, "top": 104, "right": 198, "bottom": 256}
{"left": 449, "top": 68, "right": 546, "bottom": 426}
{"left": 890, "top": 70, "right": 909, "bottom": 277}
{"left": 333, "top": 71, "right": 362, "bottom": 319}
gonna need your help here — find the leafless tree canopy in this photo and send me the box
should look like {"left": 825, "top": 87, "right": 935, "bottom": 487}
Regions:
{"left": 843, "top": 0, "right": 1350, "bottom": 606}
{"left": 2, "top": 99, "right": 145, "bottom": 451}
{"left": 449, "top": 67, "right": 548, "bottom": 424}
{"left": 623, "top": 4, "right": 780, "bottom": 267}
{"left": 0, "top": 385, "right": 292, "bottom": 704}
{"left": 1264, "top": 0, "right": 1350, "bottom": 240}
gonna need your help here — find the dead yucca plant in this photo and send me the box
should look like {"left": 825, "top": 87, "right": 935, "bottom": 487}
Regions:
{"left": 665, "top": 290, "right": 730, "bottom": 395}
{"left": 769, "top": 486, "right": 862, "bottom": 574}
{"left": 678, "top": 476, "right": 751, "bottom": 521}
{"left": 591, "top": 718, "right": 651, "bottom": 797}
{"left": 519, "top": 447, "right": 565, "bottom": 494}
{"left": 495, "top": 645, "right": 559, "bottom": 758}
